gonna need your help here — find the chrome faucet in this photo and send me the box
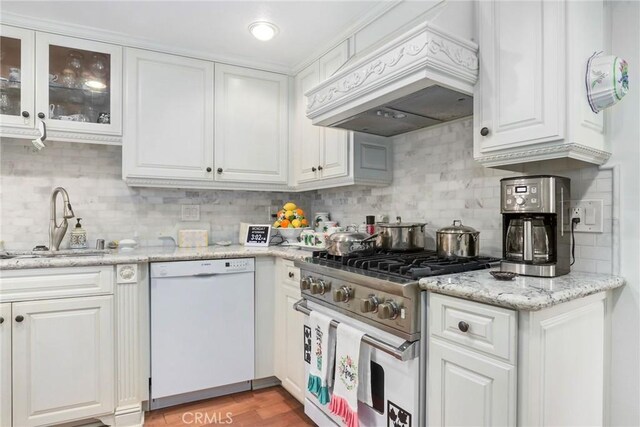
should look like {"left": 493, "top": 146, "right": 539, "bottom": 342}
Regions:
{"left": 49, "top": 187, "right": 75, "bottom": 251}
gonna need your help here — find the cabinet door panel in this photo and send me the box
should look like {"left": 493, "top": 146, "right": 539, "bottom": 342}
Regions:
{"left": 476, "top": 0, "right": 562, "bottom": 151}
{"left": 12, "top": 296, "right": 114, "bottom": 427}
{"left": 123, "top": 48, "right": 214, "bottom": 180}
{"left": 319, "top": 41, "right": 350, "bottom": 179}
{"left": 281, "top": 284, "right": 305, "bottom": 403}
{"left": 295, "top": 63, "right": 321, "bottom": 184}
{"left": 0, "top": 25, "right": 35, "bottom": 129}
{"left": 35, "top": 32, "right": 122, "bottom": 136}
{"left": 0, "top": 303, "right": 11, "bottom": 427}
{"left": 215, "top": 64, "right": 288, "bottom": 184}
{"left": 428, "top": 338, "right": 516, "bottom": 427}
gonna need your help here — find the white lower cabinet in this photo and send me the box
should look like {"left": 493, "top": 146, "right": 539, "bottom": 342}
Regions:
{"left": 428, "top": 338, "right": 516, "bottom": 427}
{"left": 428, "top": 291, "right": 610, "bottom": 427}
{"left": 12, "top": 296, "right": 114, "bottom": 427}
{"left": 274, "top": 259, "right": 305, "bottom": 403}
{"left": 0, "top": 264, "right": 148, "bottom": 427}
{"left": 0, "top": 303, "right": 11, "bottom": 427}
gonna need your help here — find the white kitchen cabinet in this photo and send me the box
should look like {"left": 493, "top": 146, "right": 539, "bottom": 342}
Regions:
{"left": 474, "top": 0, "right": 611, "bottom": 167}
{"left": 214, "top": 64, "right": 289, "bottom": 184}
{"left": 428, "top": 291, "right": 610, "bottom": 426}
{"left": 294, "top": 42, "right": 393, "bottom": 190}
{"left": 0, "top": 25, "right": 35, "bottom": 132}
{"left": 0, "top": 303, "right": 11, "bottom": 427}
{"left": 12, "top": 296, "right": 114, "bottom": 427}
{"left": 0, "top": 26, "right": 123, "bottom": 145}
{"left": 123, "top": 48, "right": 214, "bottom": 182}
{"left": 428, "top": 338, "right": 516, "bottom": 427}
{"left": 274, "top": 259, "right": 305, "bottom": 403}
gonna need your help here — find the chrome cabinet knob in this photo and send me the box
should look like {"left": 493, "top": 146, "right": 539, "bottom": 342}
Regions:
{"left": 300, "top": 276, "right": 312, "bottom": 290}
{"left": 480, "top": 127, "right": 489, "bottom": 136}
{"left": 206, "top": 167, "right": 212, "bottom": 172}
{"left": 360, "top": 296, "right": 379, "bottom": 313}
{"left": 21, "top": 111, "right": 29, "bottom": 118}
{"left": 310, "top": 279, "right": 330, "bottom": 295}
{"left": 377, "top": 301, "right": 399, "bottom": 320}
{"left": 332, "top": 286, "right": 352, "bottom": 303}
{"left": 15, "top": 315, "right": 24, "bottom": 323}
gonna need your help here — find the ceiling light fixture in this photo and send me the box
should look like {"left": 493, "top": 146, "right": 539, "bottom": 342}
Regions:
{"left": 249, "top": 21, "right": 278, "bottom": 41}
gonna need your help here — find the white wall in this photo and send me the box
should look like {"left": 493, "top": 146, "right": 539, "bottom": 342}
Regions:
{"left": 606, "top": 1, "right": 640, "bottom": 425}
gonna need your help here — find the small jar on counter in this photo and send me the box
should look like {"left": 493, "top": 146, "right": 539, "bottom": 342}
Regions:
{"left": 69, "top": 218, "right": 88, "bottom": 249}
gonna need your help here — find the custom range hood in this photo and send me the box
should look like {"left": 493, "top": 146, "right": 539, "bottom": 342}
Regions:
{"left": 305, "top": 21, "right": 479, "bottom": 137}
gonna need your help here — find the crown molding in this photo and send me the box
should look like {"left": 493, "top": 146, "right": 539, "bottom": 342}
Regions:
{"left": 475, "top": 143, "right": 612, "bottom": 167}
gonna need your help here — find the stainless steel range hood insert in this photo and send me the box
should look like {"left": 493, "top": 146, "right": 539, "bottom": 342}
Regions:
{"left": 305, "top": 22, "right": 479, "bottom": 137}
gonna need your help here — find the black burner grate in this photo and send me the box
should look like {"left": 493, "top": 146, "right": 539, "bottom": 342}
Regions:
{"left": 312, "top": 250, "right": 499, "bottom": 280}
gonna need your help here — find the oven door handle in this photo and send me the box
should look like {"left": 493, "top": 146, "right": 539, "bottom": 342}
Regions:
{"left": 293, "top": 299, "right": 419, "bottom": 362}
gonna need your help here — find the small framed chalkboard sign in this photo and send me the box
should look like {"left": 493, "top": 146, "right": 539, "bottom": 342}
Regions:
{"left": 244, "top": 224, "right": 272, "bottom": 247}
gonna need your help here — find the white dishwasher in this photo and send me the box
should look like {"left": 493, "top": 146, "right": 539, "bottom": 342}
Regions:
{"left": 150, "top": 258, "right": 255, "bottom": 409}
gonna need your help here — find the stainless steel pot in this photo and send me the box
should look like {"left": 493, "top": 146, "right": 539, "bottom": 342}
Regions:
{"left": 436, "top": 220, "right": 480, "bottom": 259}
{"left": 376, "top": 216, "right": 426, "bottom": 252}
{"left": 325, "top": 231, "right": 377, "bottom": 256}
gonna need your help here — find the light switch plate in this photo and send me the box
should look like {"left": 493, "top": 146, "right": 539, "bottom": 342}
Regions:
{"left": 569, "top": 200, "right": 604, "bottom": 233}
{"left": 181, "top": 204, "right": 200, "bottom": 221}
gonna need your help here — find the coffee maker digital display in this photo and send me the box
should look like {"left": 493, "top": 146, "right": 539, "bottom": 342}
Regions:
{"left": 500, "top": 175, "right": 570, "bottom": 277}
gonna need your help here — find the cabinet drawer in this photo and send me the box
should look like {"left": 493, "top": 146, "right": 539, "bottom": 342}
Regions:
{"left": 0, "top": 266, "right": 114, "bottom": 302}
{"left": 281, "top": 260, "right": 300, "bottom": 285}
{"left": 429, "top": 293, "right": 517, "bottom": 363}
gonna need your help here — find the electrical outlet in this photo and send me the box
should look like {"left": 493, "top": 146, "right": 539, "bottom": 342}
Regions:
{"left": 569, "top": 200, "right": 604, "bottom": 233}
{"left": 181, "top": 205, "right": 200, "bottom": 221}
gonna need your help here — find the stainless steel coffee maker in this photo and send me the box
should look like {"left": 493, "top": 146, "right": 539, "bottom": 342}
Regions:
{"left": 500, "top": 175, "right": 570, "bottom": 277}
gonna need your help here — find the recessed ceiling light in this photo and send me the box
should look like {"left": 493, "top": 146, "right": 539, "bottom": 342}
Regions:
{"left": 249, "top": 21, "right": 278, "bottom": 41}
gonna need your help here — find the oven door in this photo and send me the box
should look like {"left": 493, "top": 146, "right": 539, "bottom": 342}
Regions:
{"left": 299, "top": 299, "right": 421, "bottom": 427}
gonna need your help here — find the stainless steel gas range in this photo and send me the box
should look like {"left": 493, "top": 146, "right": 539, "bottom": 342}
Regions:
{"left": 294, "top": 250, "right": 499, "bottom": 427}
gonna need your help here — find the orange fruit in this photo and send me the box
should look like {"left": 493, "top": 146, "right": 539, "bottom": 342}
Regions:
{"left": 280, "top": 219, "right": 290, "bottom": 228}
{"left": 301, "top": 219, "right": 308, "bottom": 226}
{"left": 295, "top": 208, "right": 304, "bottom": 216}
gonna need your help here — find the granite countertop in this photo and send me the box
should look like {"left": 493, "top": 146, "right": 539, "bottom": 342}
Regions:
{"left": 420, "top": 270, "right": 625, "bottom": 311}
{"left": 0, "top": 245, "right": 310, "bottom": 270}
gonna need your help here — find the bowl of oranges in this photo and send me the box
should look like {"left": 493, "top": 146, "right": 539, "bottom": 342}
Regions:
{"left": 273, "top": 202, "right": 310, "bottom": 241}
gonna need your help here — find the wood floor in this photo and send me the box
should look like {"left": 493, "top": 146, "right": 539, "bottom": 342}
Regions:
{"left": 144, "top": 386, "right": 315, "bottom": 426}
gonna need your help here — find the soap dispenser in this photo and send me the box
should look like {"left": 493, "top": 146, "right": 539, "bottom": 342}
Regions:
{"left": 70, "top": 218, "right": 87, "bottom": 249}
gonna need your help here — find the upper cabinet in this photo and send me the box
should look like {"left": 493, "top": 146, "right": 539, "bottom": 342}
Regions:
{"left": 214, "top": 64, "right": 289, "bottom": 185}
{"left": 294, "top": 41, "right": 393, "bottom": 190}
{"left": 123, "top": 50, "right": 290, "bottom": 190}
{"left": 474, "top": 0, "right": 610, "bottom": 167}
{"left": 123, "top": 48, "right": 214, "bottom": 183}
{"left": 0, "top": 26, "right": 122, "bottom": 144}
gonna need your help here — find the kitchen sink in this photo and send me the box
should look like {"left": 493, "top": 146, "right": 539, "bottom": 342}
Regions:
{"left": 0, "top": 249, "right": 112, "bottom": 259}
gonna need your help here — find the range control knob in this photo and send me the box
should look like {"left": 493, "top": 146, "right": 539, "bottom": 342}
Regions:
{"left": 332, "top": 286, "right": 352, "bottom": 303}
{"left": 515, "top": 197, "right": 526, "bottom": 206}
{"left": 310, "top": 279, "right": 331, "bottom": 295}
{"left": 377, "top": 301, "right": 400, "bottom": 320}
{"left": 300, "top": 276, "right": 312, "bottom": 291}
{"left": 360, "top": 295, "right": 380, "bottom": 313}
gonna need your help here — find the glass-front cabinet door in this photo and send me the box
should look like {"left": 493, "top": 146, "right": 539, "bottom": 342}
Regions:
{"left": 0, "top": 26, "right": 35, "bottom": 129}
{"left": 35, "top": 33, "right": 122, "bottom": 139}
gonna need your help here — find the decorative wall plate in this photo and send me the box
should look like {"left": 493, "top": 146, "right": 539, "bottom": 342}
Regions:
{"left": 586, "top": 51, "right": 629, "bottom": 113}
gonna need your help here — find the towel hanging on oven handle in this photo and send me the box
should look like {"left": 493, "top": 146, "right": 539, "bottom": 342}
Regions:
{"left": 293, "top": 299, "right": 419, "bottom": 362}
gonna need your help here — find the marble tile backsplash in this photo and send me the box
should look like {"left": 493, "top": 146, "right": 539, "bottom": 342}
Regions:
{"left": 0, "top": 139, "right": 308, "bottom": 250}
{"left": 0, "top": 117, "right": 613, "bottom": 274}
{"left": 309, "top": 118, "right": 614, "bottom": 274}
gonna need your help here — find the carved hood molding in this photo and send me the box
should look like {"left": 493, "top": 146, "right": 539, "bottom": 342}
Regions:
{"left": 305, "top": 21, "right": 479, "bottom": 136}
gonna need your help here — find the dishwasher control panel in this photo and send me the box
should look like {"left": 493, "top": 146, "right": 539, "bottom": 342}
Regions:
{"left": 150, "top": 258, "right": 255, "bottom": 278}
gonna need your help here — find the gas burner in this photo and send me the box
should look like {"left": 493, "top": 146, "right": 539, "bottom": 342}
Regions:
{"left": 311, "top": 250, "right": 499, "bottom": 280}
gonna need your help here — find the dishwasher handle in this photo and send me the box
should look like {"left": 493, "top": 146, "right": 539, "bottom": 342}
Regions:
{"left": 193, "top": 273, "right": 218, "bottom": 277}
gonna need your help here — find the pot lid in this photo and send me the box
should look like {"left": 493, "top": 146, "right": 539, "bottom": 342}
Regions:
{"left": 437, "top": 220, "right": 479, "bottom": 234}
{"left": 377, "top": 216, "right": 426, "bottom": 228}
